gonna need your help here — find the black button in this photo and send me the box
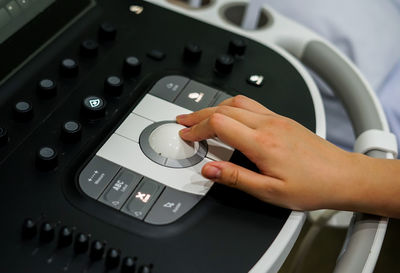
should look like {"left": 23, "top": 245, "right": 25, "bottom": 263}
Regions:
{"left": 39, "top": 222, "right": 54, "bottom": 243}
{"left": 36, "top": 146, "right": 58, "bottom": 171}
{"left": 215, "top": 54, "right": 234, "bottom": 74}
{"left": 58, "top": 226, "right": 73, "bottom": 248}
{"left": 123, "top": 56, "right": 141, "bottom": 76}
{"left": 13, "top": 101, "right": 33, "bottom": 121}
{"left": 121, "top": 257, "right": 137, "bottom": 273}
{"left": 60, "top": 58, "right": 79, "bottom": 77}
{"left": 61, "top": 121, "right": 82, "bottom": 143}
{"left": 0, "top": 127, "right": 9, "bottom": 146}
{"left": 183, "top": 43, "right": 202, "bottom": 62}
{"left": 104, "top": 76, "right": 124, "bottom": 96}
{"left": 90, "top": 240, "right": 105, "bottom": 261}
{"left": 37, "top": 79, "right": 57, "bottom": 98}
{"left": 228, "top": 39, "right": 247, "bottom": 56}
{"left": 74, "top": 233, "right": 89, "bottom": 254}
{"left": 138, "top": 265, "right": 152, "bottom": 273}
{"left": 147, "top": 49, "right": 165, "bottom": 61}
{"left": 105, "top": 248, "right": 120, "bottom": 269}
{"left": 80, "top": 39, "right": 99, "bottom": 57}
{"left": 21, "top": 218, "right": 37, "bottom": 240}
{"left": 98, "top": 22, "right": 117, "bottom": 41}
{"left": 81, "top": 95, "right": 106, "bottom": 119}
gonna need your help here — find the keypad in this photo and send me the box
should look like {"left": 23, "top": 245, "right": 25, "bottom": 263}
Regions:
{"left": 79, "top": 75, "right": 235, "bottom": 225}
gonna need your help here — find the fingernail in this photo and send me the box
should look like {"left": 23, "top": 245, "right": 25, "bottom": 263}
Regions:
{"left": 204, "top": 165, "right": 221, "bottom": 179}
{"left": 176, "top": 114, "right": 187, "bottom": 122}
{"left": 179, "top": 127, "right": 191, "bottom": 135}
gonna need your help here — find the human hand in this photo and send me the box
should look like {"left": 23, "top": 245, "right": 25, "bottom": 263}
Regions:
{"left": 176, "top": 95, "right": 362, "bottom": 211}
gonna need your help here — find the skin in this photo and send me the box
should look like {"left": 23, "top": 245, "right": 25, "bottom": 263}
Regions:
{"left": 176, "top": 95, "right": 400, "bottom": 218}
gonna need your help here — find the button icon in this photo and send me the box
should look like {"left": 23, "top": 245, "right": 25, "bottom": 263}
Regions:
{"left": 134, "top": 211, "right": 143, "bottom": 217}
{"left": 163, "top": 202, "right": 175, "bottom": 208}
{"left": 89, "top": 99, "right": 101, "bottom": 108}
{"left": 247, "top": 75, "right": 264, "bottom": 86}
{"left": 111, "top": 201, "right": 120, "bottom": 207}
{"left": 135, "top": 192, "right": 151, "bottom": 203}
{"left": 166, "top": 83, "right": 180, "bottom": 91}
{"left": 188, "top": 92, "right": 204, "bottom": 103}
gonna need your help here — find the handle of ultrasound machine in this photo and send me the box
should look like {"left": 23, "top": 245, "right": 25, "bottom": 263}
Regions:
{"left": 276, "top": 33, "right": 397, "bottom": 273}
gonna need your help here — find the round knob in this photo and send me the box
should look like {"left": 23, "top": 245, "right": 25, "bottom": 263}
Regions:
{"left": 80, "top": 39, "right": 99, "bottom": 57}
{"left": 149, "top": 123, "right": 197, "bottom": 160}
{"left": 105, "top": 248, "right": 120, "bottom": 269}
{"left": 81, "top": 96, "right": 106, "bottom": 119}
{"left": 104, "top": 76, "right": 124, "bottom": 96}
{"left": 183, "top": 43, "right": 202, "bottom": 62}
{"left": 39, "top": 222, "right": 54, "bottom": 243}
{"left": 98, "top": 22, "right": 117, "bottom": 41}
{"left": 37, "top": 79, "right": 57, "bottom": 98}
{"left": 138, "top": 265, "right": 152, "bottom": 273}
{"left": 228, "top": 39, "right": 247, "bottom": 56}
{"left": 121, "top": 256, "right": 136, "bottom": 273}
{"left": 74, "top": 233, "right": 89, "bottom": 254}
{"left": 123, "top": 56, "right": 141, "bottom": 76}
{"left": 60, "top": 58, "right": 79, "bottom": 77}
{"left": 58, "top": 226, "right": 73, "bottom": 248}
{"left": 21, "top": 218, "right": 37, "bottom": 239}
{"left": 0, "top": 127, "right": 9, "bottom": 146}
{"left": 61, "top": 121, "right": 82, "bottom": 143}
{"left": 215, "top": 54, "right": 234, "bottom": 74}
{"left": 36, "top": 146, "right": 58, "bottom": 171}
{"left": 13, "top": 101, "right": 33, "bottom": 121}
{"left": 90, "top": 240, "right": 105, "bottom": 261}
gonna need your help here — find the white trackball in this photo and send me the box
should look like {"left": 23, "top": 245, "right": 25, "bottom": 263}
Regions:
{"left": 148, "top": 123, "right": 199, "bottom": 160}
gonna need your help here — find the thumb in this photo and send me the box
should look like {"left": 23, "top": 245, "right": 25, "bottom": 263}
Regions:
{"left": 202, "top": 161, "right": 280, "bottom": 201}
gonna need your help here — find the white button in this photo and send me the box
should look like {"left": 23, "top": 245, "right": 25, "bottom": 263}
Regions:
{"left": 148, "top": 123, "right": 199, "bottom": 160}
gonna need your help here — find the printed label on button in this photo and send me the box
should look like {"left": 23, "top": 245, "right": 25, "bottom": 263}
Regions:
{"left": 135, "top": 192, "right": 151, "bottom": 203}
{"left": 188, "top": 92, "right": 204, "bottom": 103}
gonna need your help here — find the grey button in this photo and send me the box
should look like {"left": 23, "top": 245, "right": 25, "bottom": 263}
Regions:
{"left": 211, "top": 91, "right": 232, "bottom": 106}
{"left": 79, "top": 156, "right": 121, "bottom": 199}
{"left": 5, "top": 1, "right": 21, "bottom": 17}
{"left": 99, "top": 169, "right": 142, "bottom": 209}
{"left": 149, "top": 75, "right": 189, "bottom": 102}
{"left": 0, "top": 8, "right": 11, "bottom": 28}
{"left": 121, "top": 177, "right": 164, "bottom": 220}
{"left": 145, "top": 187, "right": 202, "bottom": 225}
{"left": 174, "top": 80, "right": 219, "bottom": 111}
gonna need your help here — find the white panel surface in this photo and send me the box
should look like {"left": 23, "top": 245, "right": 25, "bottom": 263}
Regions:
{"left": 97, "top": 134, "right": 213, "bottom": 195}
{"left": 133, "top": 94, "right": 192, "bottom": 122}
{"left": 116, "top": 113, "right": 153, "bottom": 143}
{"left": 206, "top": 138, "right": 234, "bottom": 161}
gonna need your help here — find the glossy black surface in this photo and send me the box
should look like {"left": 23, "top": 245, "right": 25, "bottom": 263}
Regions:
{"left": 0, "top": 1, "right": 316, "bottom": 272}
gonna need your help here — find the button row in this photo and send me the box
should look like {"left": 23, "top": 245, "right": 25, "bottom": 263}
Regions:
{"left": 79, "top": 156, "right": 202, "bottom": 225}
{"left": 21, "top": 217, "right": 151, "bottom": 272}
{"left": 149, "top": 75, "right": 232, "bottom": 111}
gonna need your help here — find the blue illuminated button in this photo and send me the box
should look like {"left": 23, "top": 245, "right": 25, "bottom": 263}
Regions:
{"left": 99, "top": 169, "right": 142, "bottom": 209}
{"left": 121, "top": 177, "right": 164, "bottom": 220}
